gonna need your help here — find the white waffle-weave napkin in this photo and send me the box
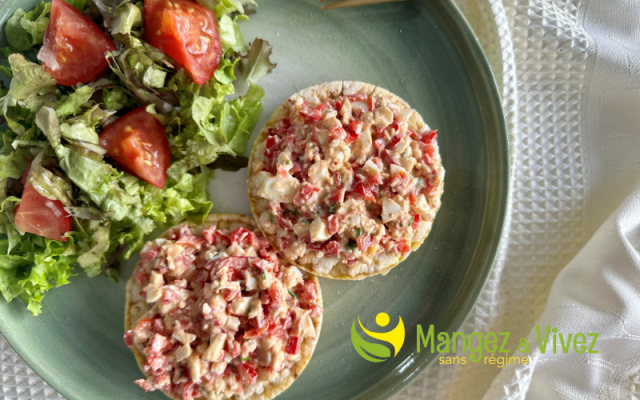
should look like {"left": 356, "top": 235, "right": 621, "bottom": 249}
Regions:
{"left": 402, "top": 0, "right": 640, "bottom": 399}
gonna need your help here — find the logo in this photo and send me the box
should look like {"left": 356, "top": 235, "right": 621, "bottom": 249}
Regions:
{"left": 351, "top": 313, "right": 405, "bottom": 362}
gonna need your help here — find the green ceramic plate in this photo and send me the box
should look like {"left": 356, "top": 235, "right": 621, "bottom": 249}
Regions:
{"left": 0, "top": 0, "right": 508, "bottom": 399}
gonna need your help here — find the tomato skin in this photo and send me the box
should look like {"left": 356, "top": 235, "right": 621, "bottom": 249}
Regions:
{"left": 15, "top": 185, "right": 72, "bottom": 241}
{"left": 145, "top": 0, "right": 221, "bottom": 85}
{"left": 99, "top": 107, "right": 170, "bottom": 189}
{"left": 38, "top": 0, "right": 116, "bottom": 86}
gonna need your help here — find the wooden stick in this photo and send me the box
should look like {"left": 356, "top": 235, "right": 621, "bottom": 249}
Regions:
{"left": 322, "top": 0, "right": 408, "bottom": 10}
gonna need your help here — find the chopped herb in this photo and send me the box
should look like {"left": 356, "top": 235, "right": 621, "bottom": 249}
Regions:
{"left": 269, "top": 212, "right": 275, "bottom": 223}
{"left": 311, "top": 143, "right": 316, "bottom": 148}
{"left": 247, "top": 305, "right": 252, "bottom": 314}
{"left": 241, "top": 356, "right": 251, "bottom": 361}
{"left": 409, "top": 216, "right": 415, "bottom": 227}
{"left": 177, "top": 370, "right": 184, "bottom": 379}
{"left": 301, "top": 219, "right": 310, "bottom": 224}
{"left": 356, "top": 227, "right": 362, "bottom": 237}
{"left": 262, "top": 270, "right": 266, "bottom": 280}
{"left": 288, "top": 289, "right": 297, "bottom": 298}
{"left": 209, "top": 252, "right": 224, "bottom": 261}
{"left": 294, "top": 208, "right": 300, "bottom": 216}
{"left": 346, "top": 240, "right": 357, "bottom": 250}
{"left": 328, "top": 203, "right": 341, "bottom": 213}
{"left": 245, "top": 338, "right": 251, "bottom": 342}
{"left": 402, "top": 151, "right": 407, "bottom": 157}
{"left": 285, "top": 160, "right": 291, "bottom": 165}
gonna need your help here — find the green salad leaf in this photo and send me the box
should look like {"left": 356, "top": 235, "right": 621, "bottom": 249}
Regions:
{"left": 0, "top": 0, "right": 274, "bottom": 315}
{"left": 241, "top": 39, "right": 277, "bottom": 85}
{"left": 64, "top": 0, "right": 88, "bottom": 12}
{"left": 0, "top": 233, "right": 76, "bottom": 316}
{"left": 218, "top": 15, "right": 247, "bottom": 54}
{"left": 102, "top": 88, "right": 135, "bottom": 112}
{"left": 3, "top": 53, "right": 56, "bottom": 112}
{"left": 5, "top": 2, "right": 50, "bottom": 53}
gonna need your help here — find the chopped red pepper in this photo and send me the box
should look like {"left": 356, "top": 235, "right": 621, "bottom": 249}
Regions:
{"left": 325, "top": 240, "right": 341, "bottom": 255}
{"left": 134, "top": 270, "right": 150, "bottom": 286}
{"left": 239, "top": 363, "right": 258, "bottom": 384}
{"left": 244, "top": 323, "right": 269, "bottom": 339}
{"left": 396, "top": 239, "right": 411, "bottom": 254}
{"left": 328, "top": 186, "right": 346, "bottom": 204}
{"left": 381, "top": 149, "right": 398, "bottom": 166}
{"left": 412, "top": 214, "right": 421, "bottom": 230}
{"left": 368, "top": 96, "right": 375, "bottom": 111}
{"left": 264, "top": 135, "right": 281, "bottom": 158}
{"left": 299, "top": 102, "right": 326, "bottom": 122}
{"left": 285, "top": 336, "right": 303, "bottom": 355}
{"left": 390, "top": 132, "right": 404, "bottom": 149}
{"left": 294, "top": 183, "right": 320, "bottom": 207}
{"left": 123, "top": 331, "right": 133, "bottom": 347}
{"left": 345, "top": 121, "right": 363, "bottom": 144}
{"left": 356, "top": 235, "right": 374, "bottom": 252}
{"left": 373, "top": 138, "right": 386, "bottom": 151}
{"left": 327, "top": 215, "right": 340, "bottom": 235}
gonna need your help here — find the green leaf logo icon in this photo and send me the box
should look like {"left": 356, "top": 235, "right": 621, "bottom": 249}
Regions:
{"left": 351, "top": 313, "right": 405, "bottom": 362}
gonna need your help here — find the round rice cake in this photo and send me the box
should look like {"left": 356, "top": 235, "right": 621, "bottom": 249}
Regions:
{"left": 124, "top": 213, "right": 323, "bottom": 400}
{"left": 247, "top": 81, "right": 444, "bottom": 280}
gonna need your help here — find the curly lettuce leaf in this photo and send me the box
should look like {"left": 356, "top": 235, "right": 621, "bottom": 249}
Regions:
{"left": 102, "top": 88, "right": 135, "bottom": 111}
{"left": 64, "top": 0, "right": 88, "bottom": 11}
{"left": 218, "top": 15, "right": 247, "bottom": 54}
{"left": 110, "top": 2, "right": 143, "bottom": 45}
{"left": 0, "top": 147, "right": 27, "bottom": 182}
{"left": 26, "top": 148, "right": 75, "bottom": 206}
{"left": 5, "top": 2, "right": 51, "bottom": 53}
{"left": 55, "top": 86, "right": 95, "bottom": 118}
{"left": 2, "top": 54, "right": 56, "bottom": 112}
{"left": 0, "top": 0, "right": 271, "bottom": 316}
{"left": 221, "top": 84, "right": 264, "bottom": 154}
{"left": 208, "top": 0, "right": 257, "bottom": 16}
{"left": 66, "top": 105, "right": 116, "bottom": 129}
{"left": 240, "top": 39, "right": 276, "bottom": 86}
{"left": 106, "top": 49, "right": 178, "bottom": 114}
{"left": 0, "top": 233, "right": 76, "bottom": 316}
{"left": 74, "top": 220, "right": 110, "bottom": 277}
{"left": 0, "top": 66, "right": 13, "bottom": 80}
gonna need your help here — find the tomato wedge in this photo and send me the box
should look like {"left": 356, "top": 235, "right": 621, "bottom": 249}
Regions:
{"left": 15, "top": 185, "right": 71, "bottom": 241}
{"left": 144, "top": 0, "right": 221, "bottom": 85}
{"left": 99, "top": 107, "right": 170, "bottom": 189}
{"left": 37, "top": 0, "right": 116, "bottom": 86}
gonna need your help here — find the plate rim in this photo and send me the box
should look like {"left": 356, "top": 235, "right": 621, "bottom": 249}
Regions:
{"left": 349, "top": 0, "right": 510, "bottom": 398}
{"left": 0, "top": 0, "right": 511, "bottom": 399}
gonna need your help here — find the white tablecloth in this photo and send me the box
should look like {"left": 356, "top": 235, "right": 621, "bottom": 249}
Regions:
{"left": 401, "top": 0, "right": 640, "bottom": 399}
{"left": 2, "top": 0, "right": 639, "bottom": 398}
